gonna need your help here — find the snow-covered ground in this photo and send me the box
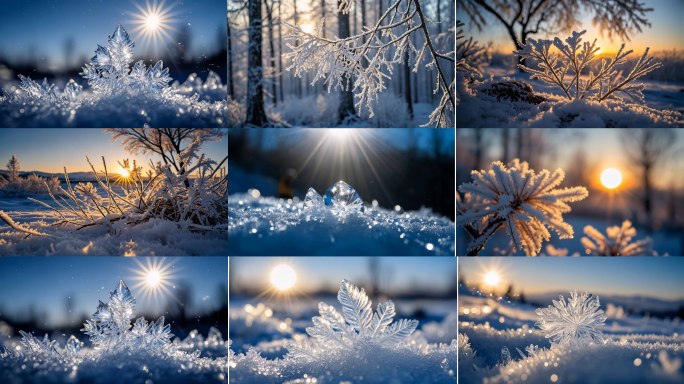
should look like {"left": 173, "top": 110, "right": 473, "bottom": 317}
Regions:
{"left": 228, "top": 192, "right": 454, "bottom": 256}
{"left": 229, "top": 280, "right": 457, "bottom": 383}
{"left": 458, "top": 286, "right": 684, "bottom": 383}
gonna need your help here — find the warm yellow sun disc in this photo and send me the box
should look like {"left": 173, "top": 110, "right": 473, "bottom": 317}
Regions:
{"left": 600, "top": 168, "right": 622, "bottom": 189}
{"left": 484, "top": 271, "right": 500, "bottom": 286}
{"left": 270, "top": 264, "right": 297, "bottom": 291}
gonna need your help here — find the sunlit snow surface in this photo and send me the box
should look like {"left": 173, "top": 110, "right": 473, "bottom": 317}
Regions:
{"left": 458, "top": 286, "right": 684, "bottom": 383}
{"left": 228, "top": 193, "right": 455, "bottom": 255}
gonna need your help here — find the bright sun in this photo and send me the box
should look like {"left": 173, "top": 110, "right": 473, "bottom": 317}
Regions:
{"left": 600, "top": 167, "right": 623, "bottom": 189}
{"left": 146, "top": 268, "right": 162, "bottom": 288}
{"left": 118, "top": 168, "right": 131, "bottom": 178}
{"left": 131, "top": 0, "right": 176, "bottom": 50}
{"left": 145, "top": 12, "right": 162, "bottom": 32}
{"left": 270, "top": 264, "right": 297, "bottom": 291}
{"left": 131, "top": 258, "right": 175, "bottom": 301}
{"left": 483, "top": 271, "right": 500, "bottom": 287}
{"left": 300, "top": 23, "right": 315, "bottom": 34}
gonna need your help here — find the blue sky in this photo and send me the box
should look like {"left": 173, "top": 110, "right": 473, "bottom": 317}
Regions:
{"left": 0, "top": 257, "right": 227, "bottom": 327}
{"left": 0, "top": 0, "right": 225, "bottom": 69}
{"left": 0, "top": 128, "right": 228, "bottom": 173}
{"left": 459, "top": 0, "right": 684, "bottom": 53}
{"left": 459, "top": 257, "right": 684, "bottom": 300}
{"left": 230, "top": 256, "right": 457, "bottom": 295}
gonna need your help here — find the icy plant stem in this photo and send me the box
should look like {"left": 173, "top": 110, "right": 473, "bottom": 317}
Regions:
{"left": 463, "top": 218, "right": 505, "bottom": 256}
{"left": 0, "top": 210, "right": 52, "bottom": 238}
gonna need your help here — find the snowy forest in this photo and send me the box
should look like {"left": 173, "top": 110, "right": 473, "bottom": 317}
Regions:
{"left": 227, "top": 0, "right": 455, "bottom": 127}
{"left": 456, "top": 0, "right": 684, "bottom": 127}
{"left": 456, "top": 128, "right": 684, "bottom": 256}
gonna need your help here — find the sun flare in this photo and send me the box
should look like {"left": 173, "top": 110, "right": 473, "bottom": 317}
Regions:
{"left": 483, "top": 270, "right": 501, "bottom": 287}
{"left": 131, "top": 0, "right": 176, "bottom": 50}
{"left": 300, "top": 23, "right": 315, "bottom": 34}
{"left": 131, "top": 258, "right": 175, "bottom": 301}
{"left": 600, "top": 167, "right": 623, "bottom": 190}
{"left": 270, "top": 264, "right": 297, "bottom": 291}
{"left": 118, "top": 168, "right": 131, "bottom": 178}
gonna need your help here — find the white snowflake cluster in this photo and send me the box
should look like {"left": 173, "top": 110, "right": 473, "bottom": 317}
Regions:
{"left": 517, "top": 30, "right": 661, "bottom": 102}
{"left": 536, "top": 291, "right": 607, "bottom": 346}
{"left": 581, "top": 220, "right": 653, "bottom": 256}
{"left": 457, "top": 159, "right": 588, "bottom": 256}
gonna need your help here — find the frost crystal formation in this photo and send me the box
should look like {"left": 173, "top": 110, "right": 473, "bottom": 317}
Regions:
{"left": 287, "top": 279, "right": 418, "bottom": 360}
{"left": 322, "top": 181, "right": 364, "bottom": 215}
{"left": 581, "top": 220, "right": 653, "bottom": 256}
{"left": 457, "top": 159, "right": 589, "bottom": 256}
{"left": 1, "top": 25, "right": 227, "bottom": 127}
{"left": 536, "top": 291, "right": 607, "bottom": 346}
{"left": 1, "top": 280, "right": 227, "bottom": 383}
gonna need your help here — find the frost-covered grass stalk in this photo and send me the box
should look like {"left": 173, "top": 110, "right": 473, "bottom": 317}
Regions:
{"left": 516, "top": 30, "right": 662, "bottom": 102}
{"left": 29, "top": 150, "right": 227, "bottom": 233}
{"left": 457, "top": 159, "right": 588, "bottom": 256}
{"left": 285, "top": 0, "right": 455, "bottom": 127}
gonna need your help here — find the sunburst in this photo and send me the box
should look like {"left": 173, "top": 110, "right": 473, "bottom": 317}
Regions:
{"left": 130, "top": 0, "right": 178, "bottom": 53}
{"left": 130, "top": 257, "right": 176, "bottom": 302}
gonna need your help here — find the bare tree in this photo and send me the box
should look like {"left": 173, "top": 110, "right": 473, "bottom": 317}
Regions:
{"left": 107, "top": 128, "right": 226, "bottom": 178}
{"left": 227, "top": 13, "right": 236, "bottom": 99}
{"left": 265, "top": 0, "right": 278, "bottom": 105}
{"left": 621, "top": 129, "right": 677, "bottom": 230}
{"left": 458, "top": 0, "right": 653, "bottom": 65}
{"left": 246, "top": 0, "right": 269, "bottom": 126}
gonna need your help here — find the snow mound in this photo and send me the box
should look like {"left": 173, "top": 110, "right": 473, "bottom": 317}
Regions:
{"left": 228, "top": 193, "right": 454, "bottom": 255}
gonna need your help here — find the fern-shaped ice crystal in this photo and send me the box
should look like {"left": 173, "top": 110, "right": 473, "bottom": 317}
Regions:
{"left": 457, "top": 159, "right": 588, "bottom": 256}
{"left": 81, "top": 280, "right": 173, "bottom": 353}
{"left": 516, "top": 30, "right": 661, "bottom": 102}
{"left": 581, "top": 220, "right": 653, "bottom": 256}
{"left": 536, "top": 291, "right": 606, "bottom": 346}
{"left": 287, "top": 279, "right": 419, "bottom": 360}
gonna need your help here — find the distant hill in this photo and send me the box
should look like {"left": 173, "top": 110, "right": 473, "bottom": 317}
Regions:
{"left": 0, "top": 169, "right": 104, "bottom": 182}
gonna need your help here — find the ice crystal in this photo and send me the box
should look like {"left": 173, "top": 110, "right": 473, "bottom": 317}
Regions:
{"left": 457, "top": 159, "right": 588, "bottom": 255}
{"left": 581, "top": 220, "right": 653, "bottom": 256}
{"left": 516, "top": 30, "right": 662, "bottom": 102}
{"left": 304, "top": 187, "right": 324, "bottom": 209}
{"left": 535, "top": 291, "right": 606, "bottom": 346}
{"left": 287, "top": 279, "right": 418, "bottom": 360}
{"left": 323, "top": 181, "right": 364, "bottom": 215}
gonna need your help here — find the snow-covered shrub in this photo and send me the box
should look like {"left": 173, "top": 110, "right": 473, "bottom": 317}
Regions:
{"left": 517, "top": 30, "right": 661, "bottom": 102}
{"left": 581, "top": 220, "right": 653, "bottom": 256}
{"left": 0, "top": 173, "right": 60, "bottom": 197}
{"left": 0, "top": 25, "right": 227, "bottom": 127}
{"left": 230, "top": 280, "right": 456, "bottom": 383}
{"left": 457, "top": 159, "right": 588, "bottom": 256}
{"left": 0, "top": 280, "right": 227, "bottom": 383}
{"left": 536, "top": 291, "right": 607, "bottom": 346}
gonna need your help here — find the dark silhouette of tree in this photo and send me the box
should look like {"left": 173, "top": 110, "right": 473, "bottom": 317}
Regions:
{"left": 246, "top": 0, "right": 269, "bottom": 126}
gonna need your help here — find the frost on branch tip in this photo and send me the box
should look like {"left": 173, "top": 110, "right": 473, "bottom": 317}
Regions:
{"left": 457, "top": 159, "right": 588, "bottom": 256}
{"left": 581, "top": 220, "right": 653, "bottom": 256}
{"left": 536, "top": 291, "right": 607, "bottom": 346}
{"left": 286, "top": 279, "right": 419, "bottom": 360}
{"left": 516, "top": 30, "right": 662, "bottom": 103}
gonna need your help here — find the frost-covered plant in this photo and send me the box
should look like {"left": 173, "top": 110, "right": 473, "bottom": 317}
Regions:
{"left": 287, "top": 279, "right": 419, "bottom": 360}
{"left": 581, "top": 220, "right": 653, "bottom": 256}
{"left": 285, "top": 0, "right": 455, "bottom": 127}
{"left": 516, "top": 30, "right": 662, "bottom": 102}
{"left": 456, "top": 20, "right": 488, "bottom": 79}
{"left": 0, "top": 173, "right": 60, "bottom": 197}
{"left": 457, "top": 159, "right": 588, "bottom": 256}
{"left": 536, "top": 291, "right": 607, "bottom": 346}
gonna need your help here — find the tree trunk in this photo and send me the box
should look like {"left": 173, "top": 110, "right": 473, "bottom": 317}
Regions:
{"left": 502, "top": 128, "right": 509, "bottom": 162}
{"left": 265, "top": 0, "right": 277, "bottom": 106}
{"left": 643, "top": 163, "right": 653, "bottom": 231}
{"left": 246, "top": 0, "right": 268, "bottom": 126}
{"left": 293, "top": 0, "right": 302, "bottom": 98}
{"left": 337, "top": 0, "right": 356, "bottom": 123}
{"left": 403, "top": 49, "right": 413, "bottom": 119}
{"left": 277, "top": 0, "right": 284, "bottom": 102}
{"left": 227, "top": 17, "right": 235, "bottom": 99}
